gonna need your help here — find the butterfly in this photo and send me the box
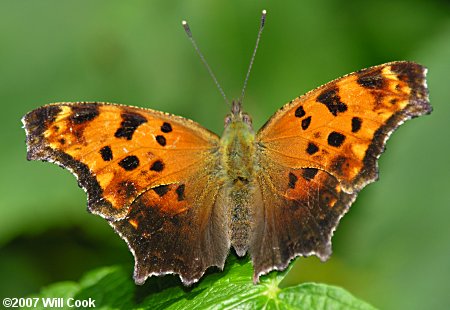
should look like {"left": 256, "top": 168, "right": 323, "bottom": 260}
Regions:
{"left": 22, "top": 11, "right": 431, "bottom": 286}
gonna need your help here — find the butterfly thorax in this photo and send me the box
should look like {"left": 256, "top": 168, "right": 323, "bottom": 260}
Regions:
{"left": 220, "top": 101, "right": 257, "bottom": 256}
{"left": 221, "top": 101, "right": 256, "bottom": 183}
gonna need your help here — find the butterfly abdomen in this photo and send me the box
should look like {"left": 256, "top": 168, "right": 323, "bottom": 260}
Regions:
{"left": 220, "top": 119, "right": 257, "bottom": 256}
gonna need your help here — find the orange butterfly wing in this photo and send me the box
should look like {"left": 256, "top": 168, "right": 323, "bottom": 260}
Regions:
{"left": 250, "top": 61, "right": 431, "bottom": 280}
{"left": 23, "top": 102, "right": 229, "bottom": 285}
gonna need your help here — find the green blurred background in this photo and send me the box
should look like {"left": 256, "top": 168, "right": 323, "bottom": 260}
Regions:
{"left": 1, "top": 0, "right": 449, "bottom": 309}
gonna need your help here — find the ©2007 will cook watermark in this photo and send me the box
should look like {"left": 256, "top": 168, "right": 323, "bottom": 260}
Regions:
{"left": 3, "top": 297, "right": 96, "bottom": 308}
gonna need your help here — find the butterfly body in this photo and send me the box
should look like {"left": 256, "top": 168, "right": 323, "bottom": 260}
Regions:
{"left": 22, "top": 61, "right": 431, "bottom": 285}
{"left": 220, "top": 101, "right": 257, "bottom": 256}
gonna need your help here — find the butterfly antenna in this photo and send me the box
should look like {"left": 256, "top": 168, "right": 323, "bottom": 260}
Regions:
{"left": 182, "top": 20, "right": 230, "bottom": 105}
{"left": 240, "top": 9, "right": 267, "bottom": 104}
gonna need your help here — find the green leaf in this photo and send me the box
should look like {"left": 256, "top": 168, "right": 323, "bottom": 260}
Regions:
{"left": 30, "top": 256, "right": 376, "bottom": 309}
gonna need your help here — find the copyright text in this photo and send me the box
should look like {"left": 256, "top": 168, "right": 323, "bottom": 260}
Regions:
{"left": 3, "top": 297, "right": 96, "bottom": 308}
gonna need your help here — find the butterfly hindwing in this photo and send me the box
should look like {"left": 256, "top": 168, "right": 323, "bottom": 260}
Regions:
{"left": 111, "top": 163, "right": 229, "bottom": 285}
{"left": 250, "top": 165, "right": 355, "bottom": 281}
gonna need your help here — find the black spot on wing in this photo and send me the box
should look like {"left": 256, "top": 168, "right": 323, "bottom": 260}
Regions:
{"left": 306, "top": 142, "right": 319, "bottom": 155}
{"left": 302, "top": 168, "right": 318, "bottom": 181}
{"left": 150, "top": 160, "right": 164, "bottom": 172}
{"left": 357, "top": 68, "right": 386, "bottom": 89}
{"left": 152, "top": 185, "right": 169, "bottom": 197}
{"left": 288, "top": 172, "right": 298, "bottom": 189}
{"left": 176, "top": 184, "right": 185, "bottom": 201}
{"left": 295, "top": 106, "right": 306, "bottom": 118}
{"left": 161, "top": 122, "right": 173, "bottom": 133}
{"left": 327, "top": 132, "right": 346, "bottom": 147}
{"left": 316, "top": 87, "right": 348, "bottom": 116}
{"left": 351, "top": 117, "right": 362, "bottom": 133}
{"left": 100, "top": 146, "right": 113, "bottom": 161}
{"left": 70, "top": 105, "right": 99, "bottom": 124}
{"left": 301, "top": 116, "right": 311, "bottom": 130}
{"left": 119, "top": 155, "right": 140, "bottom": 171}
{"left": 115, "top": 112, "right": 147, "bottom": 140}
{"left": 156, "top": 135, "right": 166, "bottom": 146}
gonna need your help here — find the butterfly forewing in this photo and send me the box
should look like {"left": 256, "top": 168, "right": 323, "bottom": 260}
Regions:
{"left": 256, "top": 61, "right": 431, "bottom": 192}
{"left": 23, "top": 102, "right": 220, "bottom": 219}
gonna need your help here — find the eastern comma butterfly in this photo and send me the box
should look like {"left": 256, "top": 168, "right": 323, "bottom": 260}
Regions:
{"left": 22, "top": 11, "right": 431, "bottom": 285}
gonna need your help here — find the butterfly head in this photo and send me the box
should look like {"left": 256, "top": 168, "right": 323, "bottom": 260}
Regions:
{"left": 224, "top": 100, "right": 253, "bottom": 130}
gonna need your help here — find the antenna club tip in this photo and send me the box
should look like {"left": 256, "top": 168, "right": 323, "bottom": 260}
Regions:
{"left": 260, "top": 9, "right": 267, "bottom": 27}
{"left": 182, "top": 20, "right": 192, "bottom": 37}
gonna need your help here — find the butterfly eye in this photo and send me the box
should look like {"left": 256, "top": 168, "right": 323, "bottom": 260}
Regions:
{"left": 242, "top": 113, "right": 252, "bottom": 126}
{"left": 224, "top": 115, "right": 232, "bottom": 127}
